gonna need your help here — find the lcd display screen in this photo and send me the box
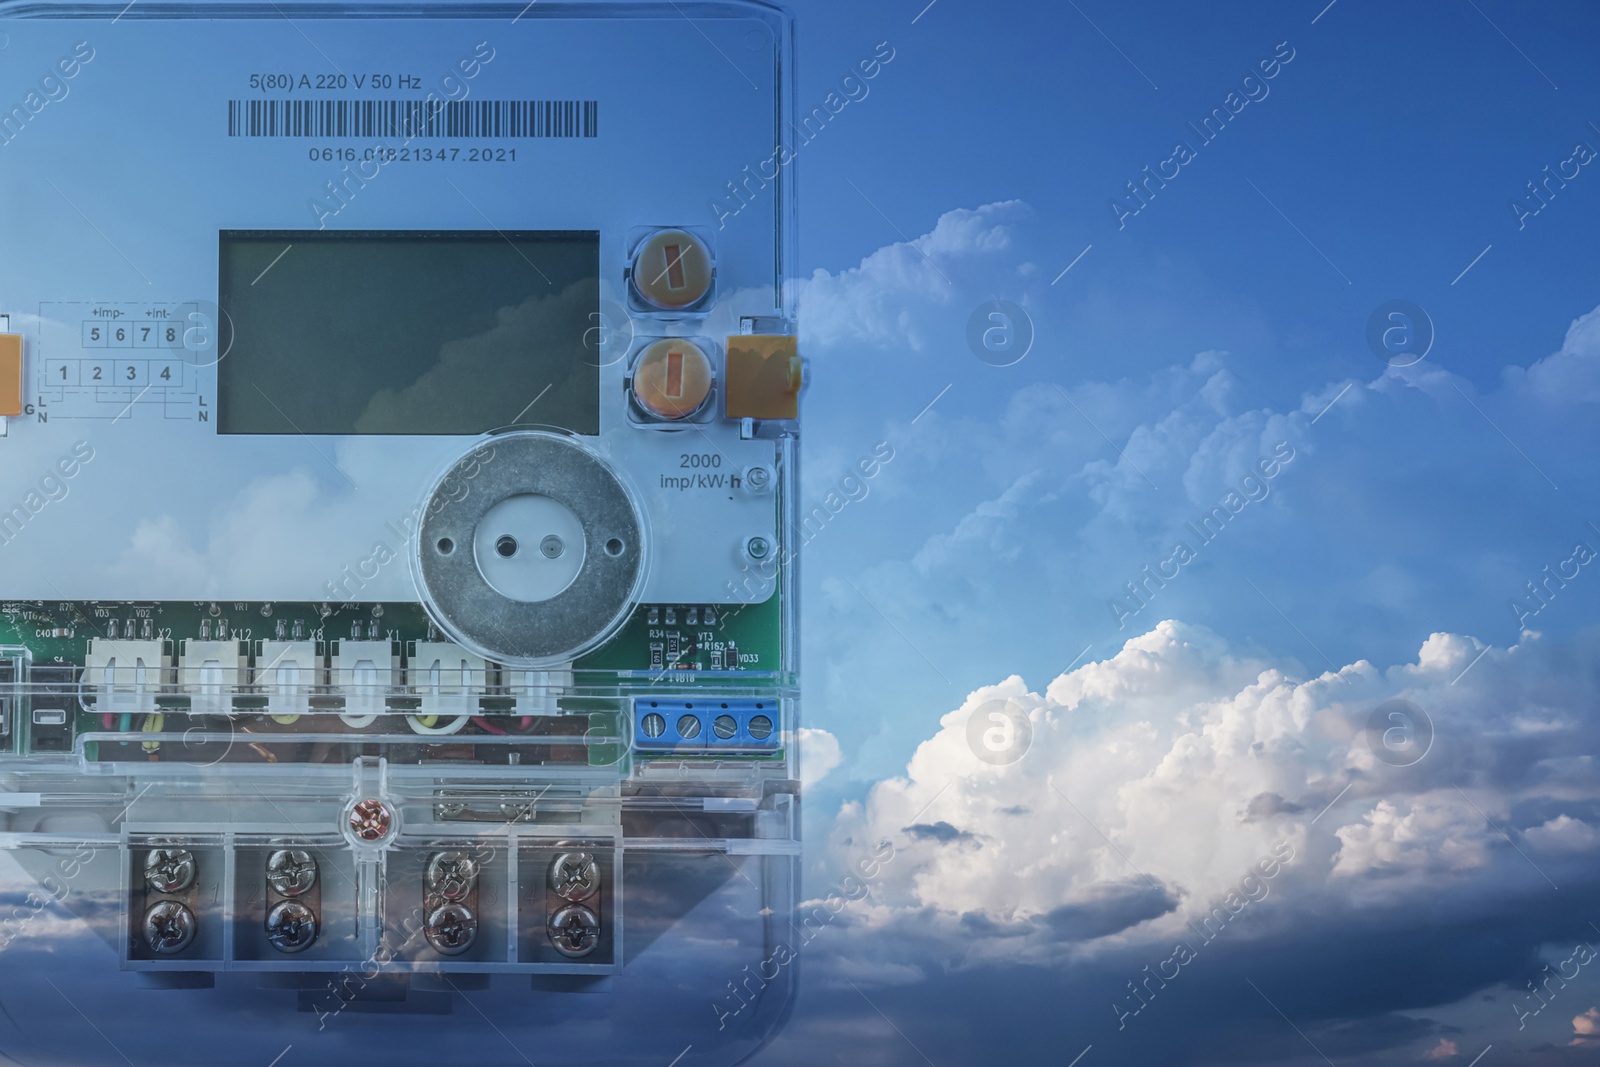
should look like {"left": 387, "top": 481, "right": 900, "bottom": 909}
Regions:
{"left": 217, "top": 230, "right": 599, "bottom": 435}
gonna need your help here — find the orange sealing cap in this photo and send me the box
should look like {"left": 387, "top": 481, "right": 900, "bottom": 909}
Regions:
{"left": 724, "top": 336, "right": 800, "bottom": 421}
{"left": 632, "top": 338, "right": 714, "bottom": 420}
{"left": 631, "top": 229, "right": 714, "bottom": 310}
{"left": 0, "top": 334, "right": 22, "bottom": 417}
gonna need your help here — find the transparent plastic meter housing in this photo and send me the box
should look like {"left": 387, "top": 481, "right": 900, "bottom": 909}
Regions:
{"left": 0, "top": 2, "right": 802, "bottom": 1063}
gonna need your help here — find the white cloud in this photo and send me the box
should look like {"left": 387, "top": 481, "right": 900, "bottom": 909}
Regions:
{"left": 797, "top": 200, "right": 1029, "bottom": 352}
{"left": 800, "top": 727, "right": 844, "bottom": 788}
{"left": 824, "top": 620, "right": 1600, "bottom": 967}
{"left": 796, "top": 205, "right": 1600, "bottom": 780}
{"left": 1573, "top": 1006, "right": 1600, "bottom": 1045}
{"left": 1525, "top": 814, "right": 1600, "bottom": 853}
{"left": 1509, "top": 303, "right": 1600, "bottom": 405}
{"left": 1424, "top": 1038, "right": 1460, "bottom": 1059}
{"left": 1331, "top": 794, "right": 1494, "bottom": 876}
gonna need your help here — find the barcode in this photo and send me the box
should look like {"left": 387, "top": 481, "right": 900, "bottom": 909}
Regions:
{"left": 226, "top": 99, "right": 599, "bottom": 139}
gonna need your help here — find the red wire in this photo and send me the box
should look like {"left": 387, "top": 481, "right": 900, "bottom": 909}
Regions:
{"left": 471, "top": 716, "right": 536, "bottom": 735}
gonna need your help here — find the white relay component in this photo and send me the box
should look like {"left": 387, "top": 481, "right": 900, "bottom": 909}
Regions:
{"left": 333, "top": 641, "right": 398, "bottom": 724}
{"left": 408, "top": 641, "right": 488, "bottom": 722}
{"left": 508, "top": 663, "right": 576, "bottom": 717}
{"left": 84, "top": 639, "right": 168, "bottom": 717}
{"left": 255, "top": 641, "right": 321, "bottom": 720}
{"left": 179, "top": 640, "right": 248, "bottom": 716}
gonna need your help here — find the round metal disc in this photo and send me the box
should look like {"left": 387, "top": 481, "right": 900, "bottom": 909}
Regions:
{"left": 415, "top": 433, "right": 645, "bottom": 665}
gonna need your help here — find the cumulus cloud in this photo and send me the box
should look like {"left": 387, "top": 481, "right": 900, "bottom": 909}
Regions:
{"left": 1508, "top": 303, "right": 1600, "bottom": 405}
{"left": 1331, "top": 794, "right": 1495, "bottom": 877}
{"left": 1524, "top": 814, "right": 1600, "bottom": 854}
{"left": 773, "top": 207, "right": 1600, "bottom": 1063}
{"left": 1573, "top": 1006, "right": 1600, "bottom": 1046}
{"left": 797, "top": 200, "right": 1029, "bottom": 351}
{"left": 795, "top": 205, "right": 1600, "bottom": 814}
{"left": 825, "top": 620, "right": 1600, "bottom": 968}
{"left": 799, "top": 727, "right": 843, "bottom": 788}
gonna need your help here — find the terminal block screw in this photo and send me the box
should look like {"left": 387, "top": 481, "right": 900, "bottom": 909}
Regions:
{"left": 500, "top": 801, "right": 536, "bottom": 822}
{"left": 549, "top": 904, "right": 600, "bottom": 958}
{"left": 266, "top": 850, "right": 318, "bottom": 898}
{"left": 425, "top": 852, "right": 479, "bottom": 903}
{"left": 144, "top": 849, "right": 196, "bottom": 894}
{"left": 425, "top": 903, "right": 477, "bottom": 956}
{"left": 348, "top": 799, "right": 394, "bottom": 842}
{"left": 143, "top": 900, "right": 196, "bottom": 955}
{"left": 265, "top": 900, "right": 318, "bottom": 953}
{"left": 549, "top": 852, "right": 600, "bottom": 903}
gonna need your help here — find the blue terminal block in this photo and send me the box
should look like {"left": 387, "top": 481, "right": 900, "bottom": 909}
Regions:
{"left": 633, "top": 698, "right": 780, "bottom": 753}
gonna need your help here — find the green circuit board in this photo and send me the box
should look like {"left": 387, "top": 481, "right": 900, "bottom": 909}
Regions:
{"left": 1, "top": 596, "right": 782, "bottom": 762}
{"left": 0, "top": 596, "right": 780, "bottom": 673}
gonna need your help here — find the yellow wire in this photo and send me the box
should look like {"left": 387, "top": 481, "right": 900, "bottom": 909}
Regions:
{"left": 141, "top": 713, "right": 164, "bottom": 752}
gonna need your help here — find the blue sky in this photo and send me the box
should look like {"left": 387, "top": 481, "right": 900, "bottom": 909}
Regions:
{"left": 2, "top": 1, "right": 1600, "bottom": 1065}
{"left": 772, "top": 0, "right": 1600, "bottom": 1064}
{"left": 791, "top": 0, "right": 1600, "bottom": 767}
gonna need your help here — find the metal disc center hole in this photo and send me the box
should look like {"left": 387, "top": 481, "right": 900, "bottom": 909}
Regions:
{"left": 495, "top": 535, "right": 519, "bottom": 558}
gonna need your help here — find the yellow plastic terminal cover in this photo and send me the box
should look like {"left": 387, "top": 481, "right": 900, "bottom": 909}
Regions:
{"left": 0, "top": 334, "right": 22, "bottom": 417}
{"left": 724, "top": 335, "right": 801, "bottom": 420}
